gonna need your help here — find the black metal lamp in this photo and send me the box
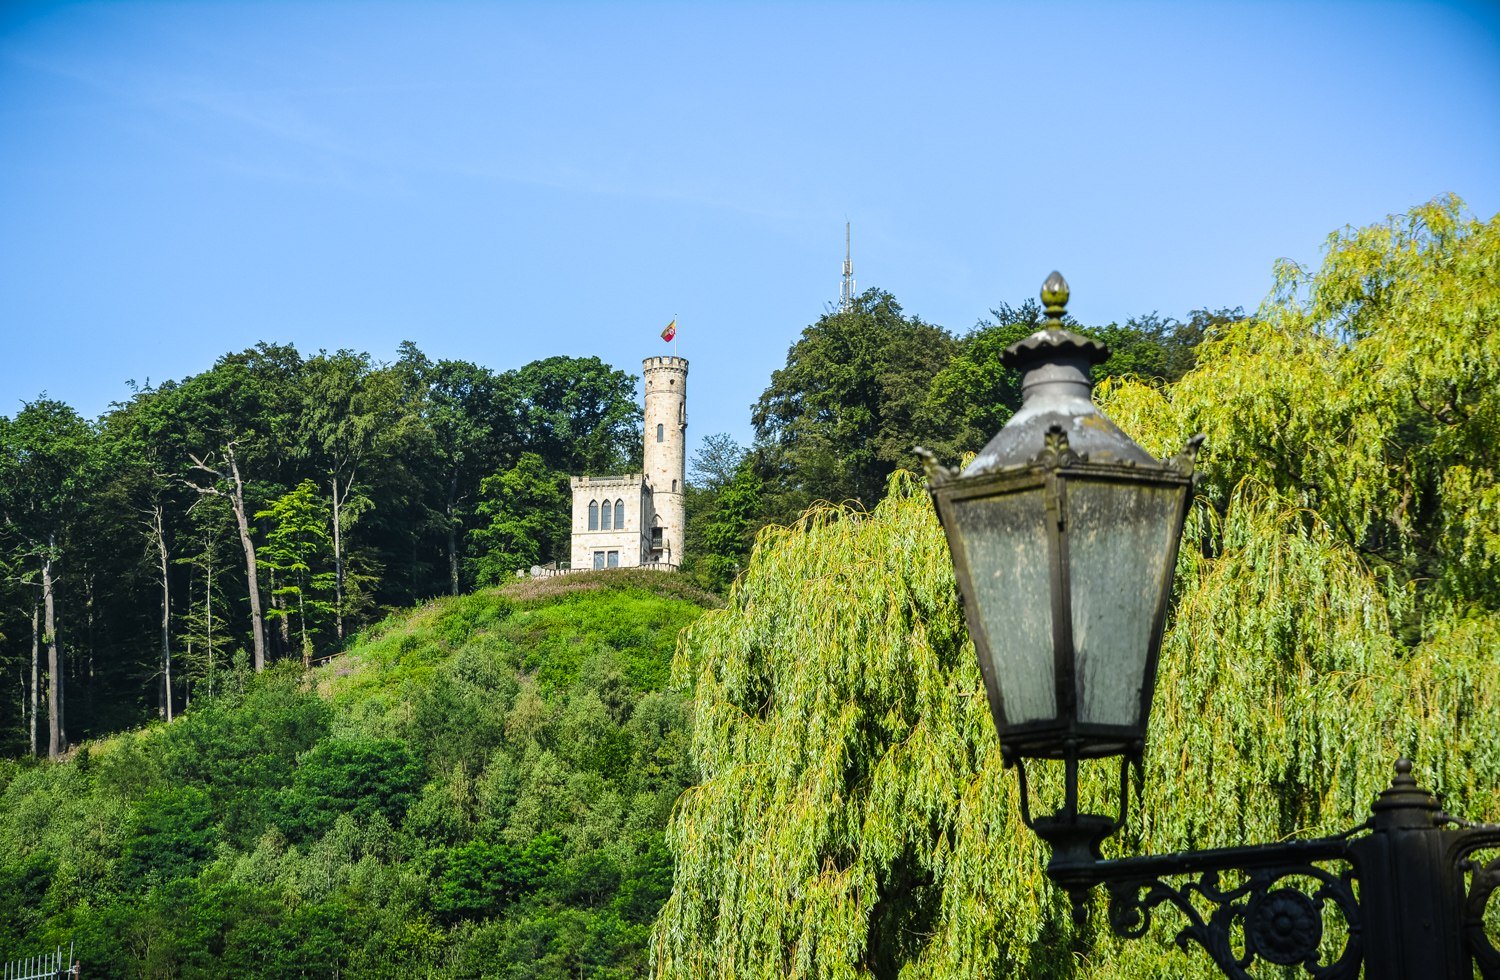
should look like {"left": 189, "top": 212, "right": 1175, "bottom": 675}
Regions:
{"left": 918, "top": 271, "right": 1202, "bottom": 867}
{"left": 917, "top": 272, "right": 1500, "bottom": 979}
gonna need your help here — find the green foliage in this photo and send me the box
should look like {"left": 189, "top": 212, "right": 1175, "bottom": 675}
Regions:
{"left": 753, "top": 289, "right": 956, "bottom": 512}
{"left": 255, "top": 479, "right": 338, "bottom": 659}
{"left": 119, "top": 786, "right": 221, "bottom": 883}
{"left": 468, "top": 452, "right": 571, "bottom": 584}
{"left": 696, "top": 459, "right": 763, "bottom": 590}
{"left": 430, "top": 832, "right": 564, "bottom": 923}
{"left": 0, "top": 575, "right": 711, "bottom": 976}
{"left": 275, "top": 737, "right": 425, "bottom": 842}
{"left": 750, "top": 289, "right": 1221, "bottom": 529}
{"left": 917, "top": 299, "right": 1045, "bottom": 459}
{"left": 511, "top": 355, "right": 644, "bottom": 475}
{"left": 655, "top": 198, "right": 1500, "bottom": 978}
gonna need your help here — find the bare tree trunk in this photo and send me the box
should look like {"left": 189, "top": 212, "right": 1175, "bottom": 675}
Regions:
{"left": 206, "top": 541, "right": 216, "bottom": 692}
{"left": 447, "top": 474, "right": 461, "bottom": 595}
{"left": 188, "top": 445, "right": 267, "bottom": 671}
{"left": 299, "top": 591, "right": 312, "bottom": 670}
{"left": 153, "top": 504, "right": 173, "bottom": 722}
{"left": 43, "top": 542, "right": 64, "bottom": 758}
{"left": 223, "top": 447, "right": 266, "bottom": 671}
{"left": 331, "top": 475, "right": 345, "bottom": 641}
{"left": 29, "top": 603, "right": 38, "bottom": 757}
{"left": 268, "top": 566, "right": 291, "bottom": 656}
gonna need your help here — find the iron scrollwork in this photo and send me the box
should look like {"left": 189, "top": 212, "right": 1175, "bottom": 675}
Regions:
{"left": 1104, "top": 858, "right": 1361, "bottom": 980}
{"left": 1462, "top": 841, "right": 1500, "bottom": 977}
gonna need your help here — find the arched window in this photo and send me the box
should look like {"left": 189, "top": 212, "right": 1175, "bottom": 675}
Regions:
{"left": 602, "top": 499, "right": 613, "bottom": 530}
{"left": 615, "top": 499, "right": 625, "bottom": 526}
{"left": 672, "top": 479, "right": 677, "bottom": 492}
{"left": 588, "top": 500, "right": 598, "bottom": 530}
{"left": 656, "top": 423, "right": 664, "bottom": 442}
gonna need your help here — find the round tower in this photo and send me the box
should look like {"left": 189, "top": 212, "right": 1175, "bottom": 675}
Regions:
{"left": 642, "top": 355, "right": 688, "bottom": 566}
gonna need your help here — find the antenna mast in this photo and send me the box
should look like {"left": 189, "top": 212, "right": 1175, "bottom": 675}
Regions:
{"left": 839, "top": 221, "right": 855, "bottom": 313}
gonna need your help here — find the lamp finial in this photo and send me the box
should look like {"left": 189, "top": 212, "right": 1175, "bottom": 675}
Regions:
{"left": 1042, "top": 271, "right": 1070, "bottom": 321}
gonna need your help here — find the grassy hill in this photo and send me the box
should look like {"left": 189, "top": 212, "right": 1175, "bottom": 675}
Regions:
{"left": 0, "top": 571, "right": 716, "bottom": 979}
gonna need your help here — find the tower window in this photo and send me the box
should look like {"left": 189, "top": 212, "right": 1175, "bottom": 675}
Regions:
{"left": 656, "top": 423, "right": 664, "bottom": 442}
{"left": 616, "top": 499, "right": 625, "bottom": 525}
{"left": 672, "top": 479, "right": 677, "bottom": 492}
{"left": 602, "top": 499, "right": 613, "bottom": 530}
{"left": 588, "top": 500, "right": 598, "bottom": 530}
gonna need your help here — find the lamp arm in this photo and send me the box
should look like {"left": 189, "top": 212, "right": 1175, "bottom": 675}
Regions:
{"left": 1046, "top": 821, "right": 1500, "bottom": 980}
{"left": 1052, "top": 834, "right": 1362, "bottom": 980}
{"left": 1458, "top": 825, "right": 1500, "bottom": 976}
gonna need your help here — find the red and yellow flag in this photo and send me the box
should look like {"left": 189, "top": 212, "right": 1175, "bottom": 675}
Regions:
{"left": 660, "top": 319, "right": 677, "bottom": 342}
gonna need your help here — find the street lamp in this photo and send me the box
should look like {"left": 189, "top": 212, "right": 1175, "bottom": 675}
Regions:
{"left": 917, "top": 272, "right": 1500, "bottom": 979}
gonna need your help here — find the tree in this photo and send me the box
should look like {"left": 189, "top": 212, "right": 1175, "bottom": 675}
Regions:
{"left": 297, "top": 350, "right": 402, "bottom": 641}
{"left": 0, "top": 399, "right": 97, "bottom": 757}
{"left": 694, "top": 460, "right": 762, "bottom": 591}
{"left": 174, "top": 498, "right": 236, "bottom": 702}
{"left": 688, "top": 433, "right": 747, "bottom": 492}
{"left": 917, "top": 299, "right": 1046, "bottom": 462}
{"left": 753, "top": 289, "right": 957, "bottom": 512}
{"left": 467, "top": 453, "right": 570, "bottom": 585}
{"left": 170, "top": 344, "right": 303, "bottom": 671}
{"left": 395, "top": 346, "right": 518, "bottom": 597}
{"left": 654, "top": 198, "right": 1500, "bottom": 979}
{"left": 255, "top": 480, "right": 336, "bottom": 667}
{"left": 683, "top": 433, "right": 751, "bottom": 590}
{"left": 100, "top": 383, "right": 195, "bottom": 722}
{"left": 509, "top": 355, "right": 642, "bottom": 475}
{"left": 917, "top": 300, "right": 1231, "bottom": 466}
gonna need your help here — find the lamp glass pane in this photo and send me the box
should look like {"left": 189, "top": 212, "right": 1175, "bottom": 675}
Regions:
{"left": 1066, "top": 479, "right": 1184, "bottom": 728}
{"left": 950, "top": 488, "right": 1055, "bottom": 724}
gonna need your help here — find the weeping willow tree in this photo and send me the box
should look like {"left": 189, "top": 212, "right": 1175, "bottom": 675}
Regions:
{"left": 651, "top": 197, "right": 1500, "bottom": 979}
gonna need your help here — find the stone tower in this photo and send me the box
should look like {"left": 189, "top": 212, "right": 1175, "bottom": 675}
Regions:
{"left": 642, "top": 355, "right": 687, "bottom": 565}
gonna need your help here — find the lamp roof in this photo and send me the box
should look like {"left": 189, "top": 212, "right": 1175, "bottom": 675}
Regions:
{"left": 964, "top": 271, "right": 1157, "bottom": 478}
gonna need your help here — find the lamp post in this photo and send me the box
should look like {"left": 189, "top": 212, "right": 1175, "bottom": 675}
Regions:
{"left": 917, "top": 272, "right": 1500, "bottom": 979}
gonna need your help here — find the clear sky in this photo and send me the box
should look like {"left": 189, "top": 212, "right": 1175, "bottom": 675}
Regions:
{"left": 3, "top": 1, "right": 1498, "bottom": 454}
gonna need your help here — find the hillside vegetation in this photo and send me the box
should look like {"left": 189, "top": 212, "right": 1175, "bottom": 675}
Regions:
{"left": 0, "top": 571, "right": 714, "bottom": 979}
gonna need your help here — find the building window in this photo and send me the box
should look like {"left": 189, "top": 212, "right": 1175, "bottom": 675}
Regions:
{"left": 656, "top": 423, "right": 664, "bottom": 442}
{"left": 593, "top": 551, "right": 605, "bottom": 570}
{"left": 651, "top": 527, "right": 663, "bottom": 550}
{"left": 607, "top": 550, "right": 619, "bottom": 568}
{"left": 602, "top": 499, "right": 614, "bottom": 530}
{"left": 615, "top": 498, "right": 624, "bottom": 525}
{"left": 588, "top": 500, "right": 598, "bottom": 530}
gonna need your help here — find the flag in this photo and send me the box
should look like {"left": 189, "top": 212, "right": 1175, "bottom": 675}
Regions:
{"left": 661, "top": 319, "right": 677, "bottom": 342}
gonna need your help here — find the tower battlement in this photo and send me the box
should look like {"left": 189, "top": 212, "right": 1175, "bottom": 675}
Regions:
{"left": 642, "top": 355, "right": 688, "bottom": 373}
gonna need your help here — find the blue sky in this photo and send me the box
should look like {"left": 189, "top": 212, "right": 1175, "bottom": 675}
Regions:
{"left": 2, "top": 1, "right": 1498, "bottom": 453}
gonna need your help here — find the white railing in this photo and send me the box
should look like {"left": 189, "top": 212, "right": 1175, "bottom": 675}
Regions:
{"left": 1, "top": 944, "right": 77, "bottom": 980}
{"left": 530, "top": 562, "right": 680, "bottom": 578}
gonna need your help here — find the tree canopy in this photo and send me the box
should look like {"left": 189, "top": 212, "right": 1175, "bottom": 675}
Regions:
{"left": 654, "top": 197, "right": 1500, "bottom": 978}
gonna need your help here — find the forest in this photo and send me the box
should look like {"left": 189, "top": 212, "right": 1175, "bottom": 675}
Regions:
{"left": 0, "top": 196, "right": 1496, "bottom": 978}
{"left": 0, "top": 236, "right": 1221, "bottom": 758}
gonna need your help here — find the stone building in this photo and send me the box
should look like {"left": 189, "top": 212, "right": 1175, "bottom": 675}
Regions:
{"left": 567, "top": 355, "right": 687, "bottom": 570}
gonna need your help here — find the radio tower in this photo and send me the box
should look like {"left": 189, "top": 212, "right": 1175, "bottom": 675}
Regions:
{"left": 839, "top": 221, "right": 856, "bottom": 313}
